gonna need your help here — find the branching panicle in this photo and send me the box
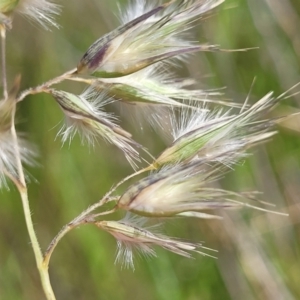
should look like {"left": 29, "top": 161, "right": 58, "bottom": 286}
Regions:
{"left": 0, "top": 0, "right": 293, "bottom": 299}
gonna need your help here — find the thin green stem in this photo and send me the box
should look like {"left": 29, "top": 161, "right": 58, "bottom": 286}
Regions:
{"left": 43, "top": 207, "right": 115, "bottom": 267}
{"left": 87, "top": 207, "right": 117, "bottom": 220}
{"left": 43, "top": 208, "right": 117, "bottom": 268}
{"left": 17, "top": 68, "right": 77, "bottom": 102}
{"left": 10, "top": 108, "right": 56, "bottom": 299}
{"left": 67, "top": 76, "right": 95, "bottom": 85}
{"left": 43, "top": 166, "right": 153, "bottom": 269}
{"left": 19, "top": 188, "right": 56, "bottom": 300}
{"left": 1, "top": 26, "right": 7, "bottom": 99}
{"left": 43, "top": 223, "right": 77, "bottom": 269}
{"left": 71, "top": 165, "right": 153, "bottom": 225}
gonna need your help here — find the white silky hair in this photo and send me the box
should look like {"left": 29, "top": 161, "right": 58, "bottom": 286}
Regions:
{"left": 16, "top": 0, "right": 61, "bottom": 29}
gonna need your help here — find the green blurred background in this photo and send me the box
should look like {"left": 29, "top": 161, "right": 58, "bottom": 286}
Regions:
{"left": 1, "top": 0, "right": 300, "bottom": 299}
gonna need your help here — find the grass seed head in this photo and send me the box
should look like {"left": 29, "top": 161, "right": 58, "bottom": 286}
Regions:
{"left": 77, "top": 0, "right": 224, "bottom": 78}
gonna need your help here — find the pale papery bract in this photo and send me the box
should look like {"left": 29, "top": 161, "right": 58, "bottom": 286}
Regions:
{"left": 117, "top": 157, "right": 234, "bottom": 217}
{"left": 154, "top": 93, "right": 278, "bottom": 168}
{"left": 96, "top": 214, "right": 213, "bottom": 269}
{"left": 77, "top": 0, "right": 224, "bottom": 77}
{"left": 96, "top": 65, "right": 231, "bottom": 107}
{"left": 118, "top": 0, "right": 224, "bottom": 64}
{"left": 90, "top": 65, "right": 239, "bottom": 136}
{"left": 119, "top": 0, "right": 224, "bottom": 49}
{"left": 116, "top": 148, "right": 283, "bottom": 219}
{"left": 50, "top": 88, "right": 141, "bottom": 169}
